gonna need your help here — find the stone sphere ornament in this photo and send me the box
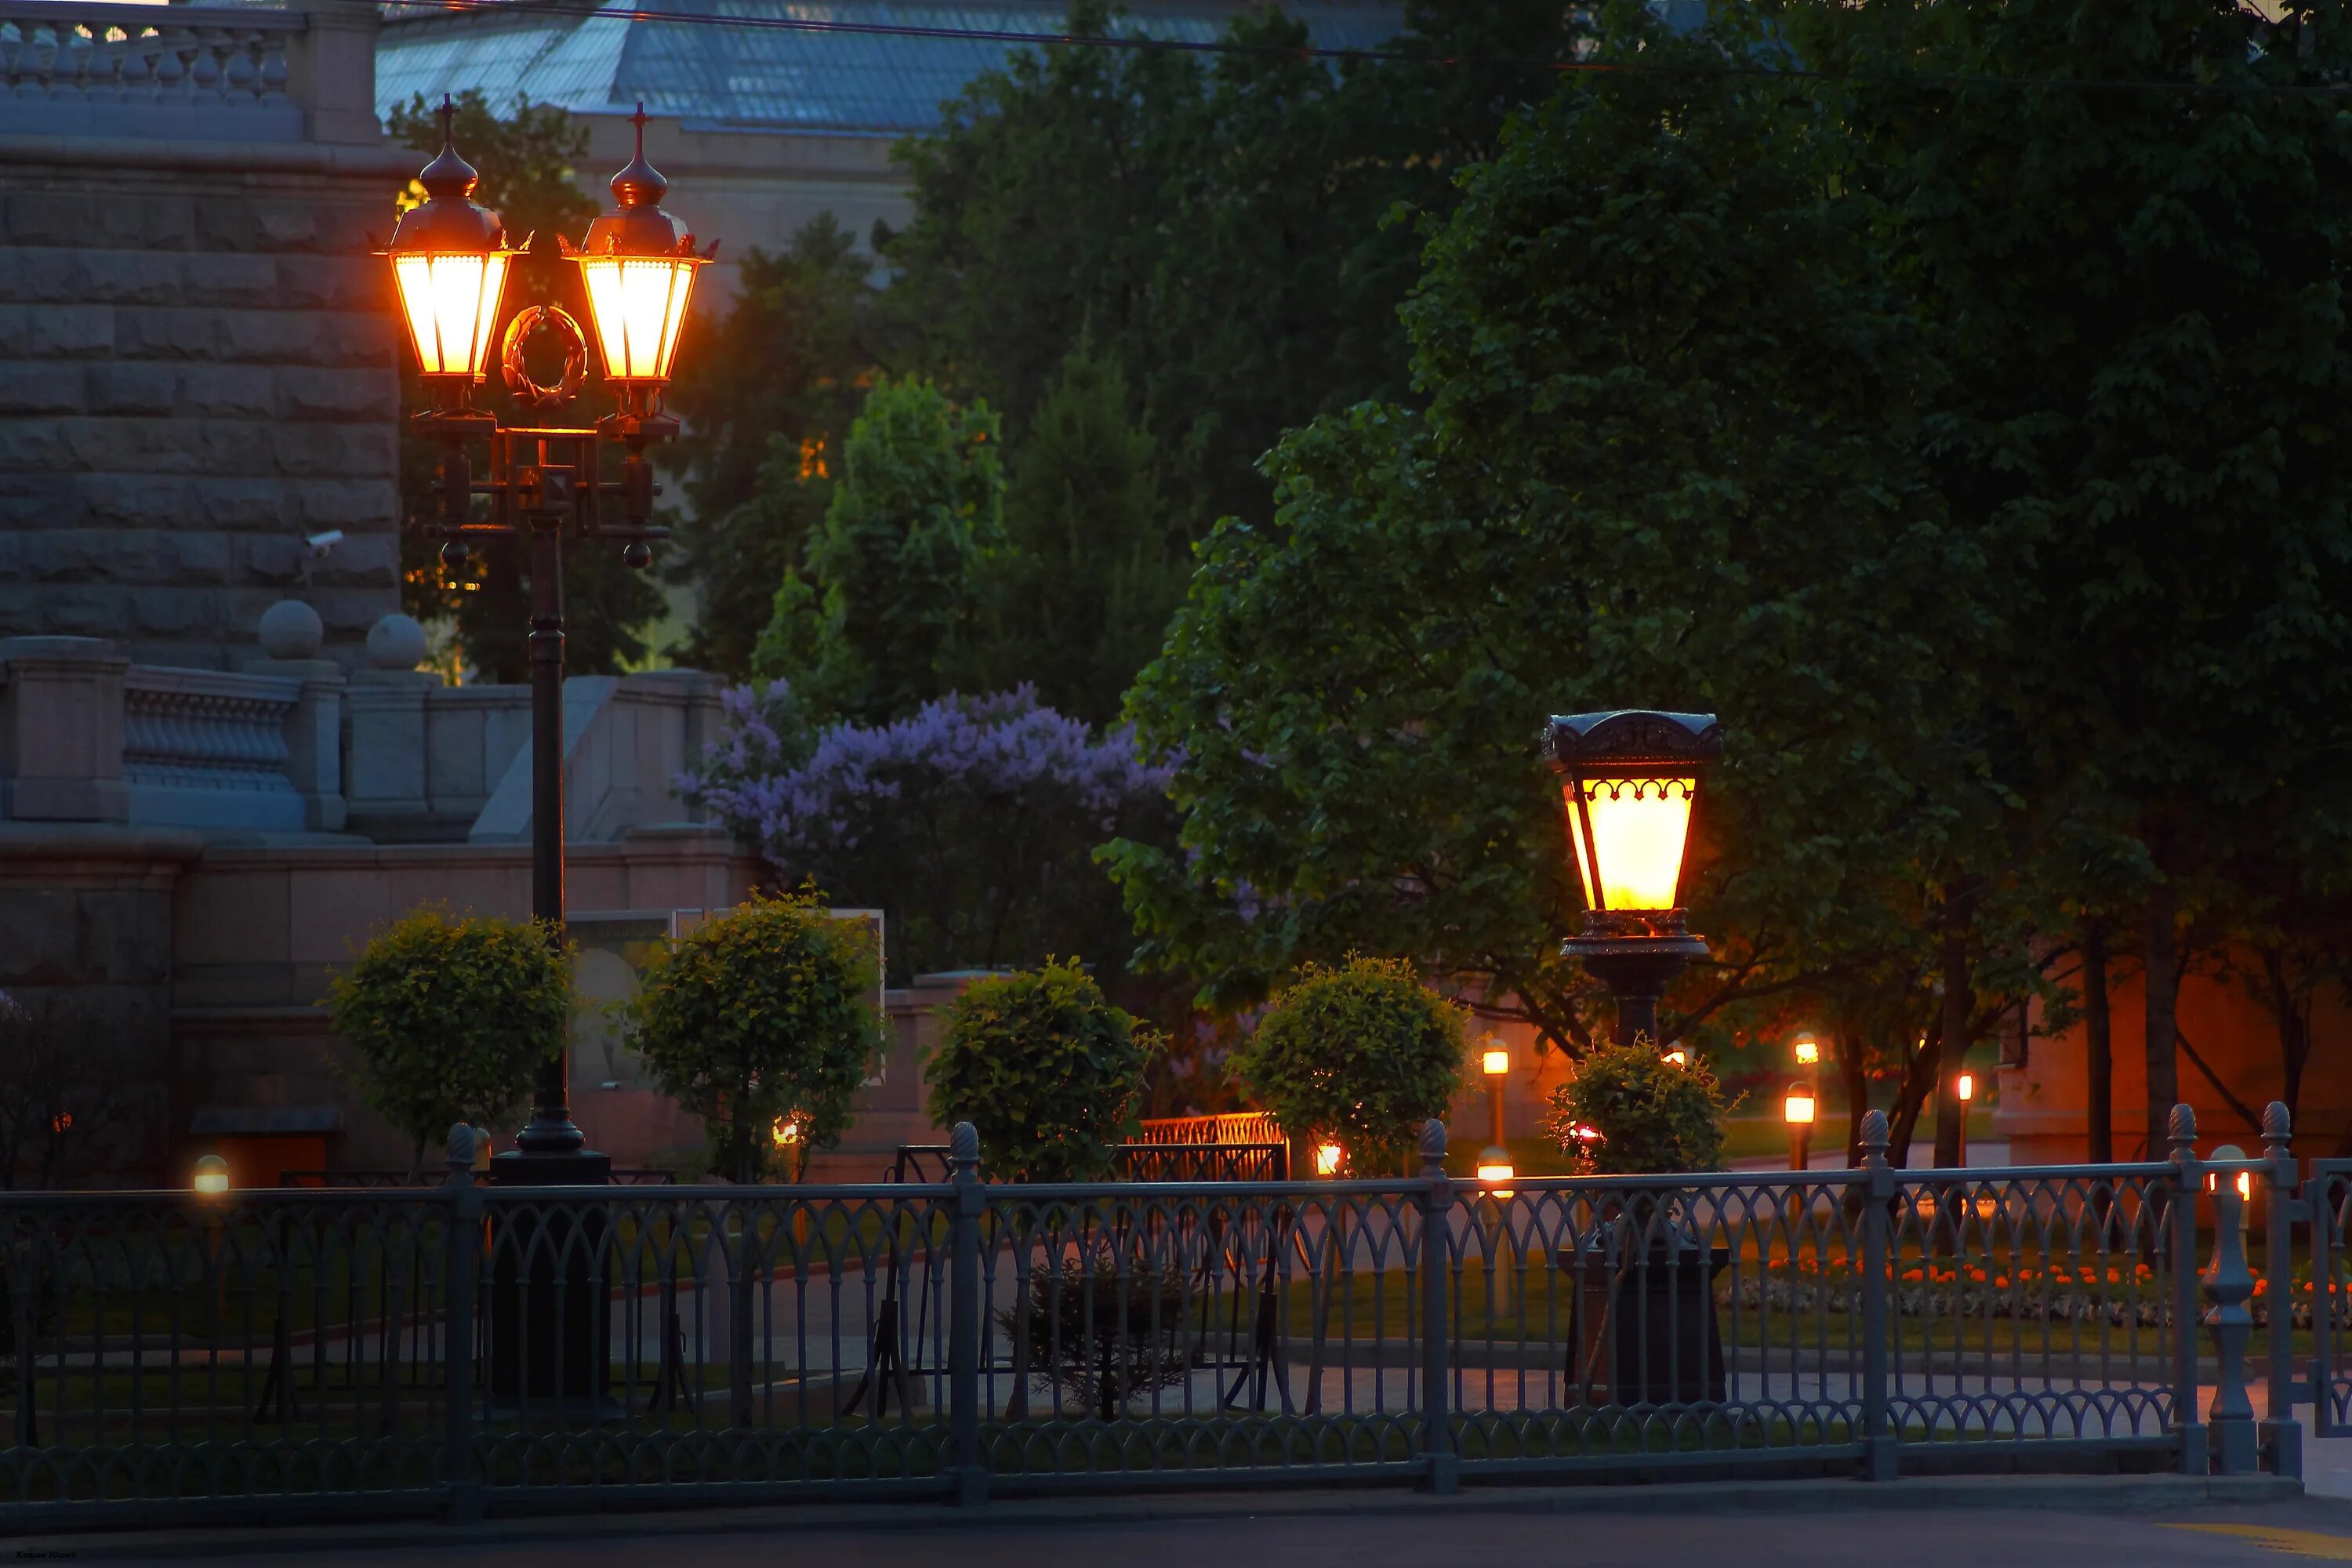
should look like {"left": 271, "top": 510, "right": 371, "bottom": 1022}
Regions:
{"left": 257, "top": 599, "right": 325, "bottom": 660}
{"left": 367, "top": 613, "right": 430, "bottom": 671}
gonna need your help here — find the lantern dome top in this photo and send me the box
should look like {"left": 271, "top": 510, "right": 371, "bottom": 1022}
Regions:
{"left": 573, "top": 103, "right": 699, "bottom": 260}
{"left": 1544, "top": 710, "right": 1722, "bottom": 772}
{"left": 387, "top": 96, "right": 509, "bottom": 256}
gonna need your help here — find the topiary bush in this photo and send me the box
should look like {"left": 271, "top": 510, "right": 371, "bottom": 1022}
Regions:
{"left": 1543, "top": 1036, "right": 1733, "bottom": 1175}
{"left": 1227, "top": 955, "right": 1468, "bottom": 1177}
{"left": 632, "top": 889, "right": 887, "bottom": 1182}
{"left": 926, "top": 960, "right": 1156, "bottom": 1182}
{"left": 327, "top": 907, "right": 570, "bottom": 1178}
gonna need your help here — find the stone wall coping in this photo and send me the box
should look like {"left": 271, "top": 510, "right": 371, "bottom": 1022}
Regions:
{"left": 187, "top": 837, "right": 757, "bottom": 870}
{"left": 0, "top": 134, "right": 416, "bottom": 181}
{"left": 0, "top": 822, "right": 204, "bottom": 863}
{"left": 125, "top": 664, "right": 303, "bottom": 703}
{"left": 0, "top": 635, "right": 130, "bottom": 669}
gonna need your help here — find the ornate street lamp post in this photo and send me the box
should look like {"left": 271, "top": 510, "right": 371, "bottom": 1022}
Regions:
{"left": 1544, "top": 710, "right": 1723, "bottom": 1049}
{"left": 383, "top": 101, "right": 713, "bottom": 1181}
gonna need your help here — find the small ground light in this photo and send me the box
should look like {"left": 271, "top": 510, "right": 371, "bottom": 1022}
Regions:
{"left": 1663, "top": 1046, "right": 1687, "bottom": 1067}
{"left": 192, "top": 1154, "right": 229, "bottom": 1196}
{"left": 1794, "top": 1036, "right": 1819, "bottom": 1066}
{"left": 1784, "top": 1083, "right": 1815, "bottom": 1173}
{"left": 1315, "top": 1142, "right": 1344, "bottom": 1177}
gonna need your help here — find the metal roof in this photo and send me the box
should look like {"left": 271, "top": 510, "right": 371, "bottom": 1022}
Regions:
{"left": 378, "top": 2, "right": 1409, "bottom": 136}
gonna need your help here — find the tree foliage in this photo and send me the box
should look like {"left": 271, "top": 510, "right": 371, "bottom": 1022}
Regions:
{"left": 926, "top": 960, "right": 1157, "bottom": 1182}
{"left": 1226, "top": 956, "right": 1467, "bottom": 1176}
{"left": 1543, "top": 1040, "right": 1732, "bottom": 1176}
{"left": 387, "top": 92, "right": 663, "bottom": 682}
{"left": 752, "top": 376, "right": 1004, "bottom": 722}
{"left": 326, "top": 908, "right": 569, "bottom": 1173}
{"left": 630, "top": 890, "right": 886, "bottom": 1182}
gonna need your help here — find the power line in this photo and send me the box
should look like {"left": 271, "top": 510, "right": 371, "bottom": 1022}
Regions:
{"left": 383, "top": 0, "right": 2352, "bottom": 99}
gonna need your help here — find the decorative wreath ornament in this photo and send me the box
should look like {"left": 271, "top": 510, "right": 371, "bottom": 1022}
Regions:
{"left": 499, "top": 303, "right": 590, "bottom": 409}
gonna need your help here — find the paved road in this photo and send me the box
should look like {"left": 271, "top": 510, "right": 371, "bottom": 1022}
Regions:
{"left": 51, "top": 1495, "right": 2352, "bottom": 1567}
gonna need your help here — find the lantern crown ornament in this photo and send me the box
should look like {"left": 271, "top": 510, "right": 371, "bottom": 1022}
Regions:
{"left": 383, "top": 96, "right": 522, "bottom": 394}
{"left": 563, "top": 104, "right": 714, "bottom": 405}
{"left": 1544, "top": 710, "right": 1722, "bottom": 925}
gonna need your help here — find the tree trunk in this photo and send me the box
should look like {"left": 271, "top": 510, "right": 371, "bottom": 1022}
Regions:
{"left": 2144, "top": 877, "right": 2180, "bottom": 1158}
{"left": 1837, "top": 1021, "right": 1871, "bottom": 1167}
{"left": 2263, "top": 946, "right": 2311, "bottom": 1123}
{"left": 1933, "top": 885, "right": 1972, "bottom": 1171}
{"left": 1886, "top": 1013, "right": 1940, "bottom": 1171}
{"left": 2083, "top": 918, "right": 2111, "bottom": 1164}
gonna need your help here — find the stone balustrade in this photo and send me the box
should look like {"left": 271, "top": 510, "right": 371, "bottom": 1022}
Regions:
{"left": 0, "top": 2, "right": 307, "bottom": 141}
{"left": 122, "top": 666, "right": 303, "bottom": 829}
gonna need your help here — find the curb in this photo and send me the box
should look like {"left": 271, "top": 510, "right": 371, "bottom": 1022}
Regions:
{"left": 2, "top": 1472, "right": 2306, "bottom": 1561}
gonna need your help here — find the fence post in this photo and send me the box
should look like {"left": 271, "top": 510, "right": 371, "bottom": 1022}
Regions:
{"left": 948, "top": 1120, "right": 986, "bottom": 1507}
{"left": 2205, "top": 1147, "right": 2259, "bottom": 1475}
{"left": 442, "top": 1123, "right": 483, "bottom": 1524}
{"left": 1859, "top": 1109, "right": 1897, "bottom": 1482}
{"left": 2313, "top": 1152, "right": 2342, "bottom": 1440}
{"left": 2259, "top": 1102, "right": 2303, "bottom": 1479}
{"left": 1418, "top": 1118, "right": 1457, "bottom": 1495}
{"left": 2169, "top": 1103, "right": 2207, "bottom": 1475}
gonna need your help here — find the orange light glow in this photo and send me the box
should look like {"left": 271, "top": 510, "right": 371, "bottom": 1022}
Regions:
{"left": 1663, "top": 1047, "right": 1687, "bottom": 1067}
{"left": 1955, "top": 1071, "right": 1974, "bottom": 1102}
{"left": 771, "top": 1114, "right": 803, "bottom": 1148}
{"left": 1794, "top": 1036, "right": 1819, "bottom": 1066}
{"left": 1783, "top": 1086, "right": 1816, "bottom": 1127}
{"left": 1565, "top": 775, "right": 1697, "bottom": 912}
{"left": 391, "top": 250, "right": 510, "bottom": 380}
{"left": 1482, "top": 1046, "right": 1510, "bottom": 1077}
{"left": 576, "top": 252, "right": 699, "bottom": 383}
{"left": 1314, "top": 1143, "right": 1344, "bottom": 1178}
{"left": 192, "top": 1155, "right": 229, "bottom": 1196}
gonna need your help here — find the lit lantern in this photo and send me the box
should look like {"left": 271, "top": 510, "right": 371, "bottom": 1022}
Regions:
{"left": 1482, "top": 1045, "right": 1510, "bottom": 1077}
{"left": 1477, "top": 1146, "right": 1515, "bottom": 1191}
{"left": 192, "top": 1153, "right": 230, "bottom": 1196}
{"left": 1314, "top": 1142, "right": 1345, "bottom": 1178}
{"left": 1548, "top": 710, "right": 1723, "bottom": 1047}
{"left": 1663, "top": 1046, "right": 1688, "bottom": 1067}
{"left": 1955, "top": 1071, "right": 1975, "bottom": 1103}
{"left": 1794, "top": 1035, "right": 1820, "bottom": 1067}
{"left": 771, "top": 1114, "right": 804, "bottom": 1149}
{"left": 1546, "top": 711, "right": 1721, "bottom": 916}
{"left": 566, "top": 106, "right": 709, "bottom": 411}
{"left": 383, "top": 97, "right": 520, "bottom": 403}
{"left": 1784, "top": 1085, "right": 1816, "bottom": 1127}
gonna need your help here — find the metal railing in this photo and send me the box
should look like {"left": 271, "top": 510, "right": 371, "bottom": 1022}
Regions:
{"left": 889, "top": 1143, "right": 1288, "bottom": 1184}
{"left": 279, "top": 1170, "right": 681, "bottom": 1189}
{"left": 0, "top": 1104, "right": 2301, "bottom": 1530}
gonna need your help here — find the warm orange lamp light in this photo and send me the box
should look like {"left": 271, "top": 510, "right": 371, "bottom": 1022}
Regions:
{"left": 383, "top": 99, "right": 521, "bottom": 403}
{"left": 1314, "top": 1142, "right": 1344, "bottom": 1178}
{"left": 1794, "top": 1035, "right": 1819, "bottom": 1066}
{"left": 1482, "top": 1045, "right": 1510, "bottom": 1077}
{"left": 565, "top": 107, "right": 709, "bottom": 410}
{"left": 1663, "top": 1046, "right": 1688, "bottom": 1067}
{"left": 1955, "top": 1071, "right": 1975, "bottom": 1103}
{"left": 192, "top": 1153, "right": 230, "bottom": 1196}
{"left": 1783, "top": 1085, "right": 1817, "bottom": 1127}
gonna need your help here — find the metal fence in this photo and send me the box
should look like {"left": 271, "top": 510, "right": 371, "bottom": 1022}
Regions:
{"left": 0, "top": 1104, "right": 2303, "bottom": 1532}
{"left": 888, "top": 1142, "right": 1289, "bottom": 1185}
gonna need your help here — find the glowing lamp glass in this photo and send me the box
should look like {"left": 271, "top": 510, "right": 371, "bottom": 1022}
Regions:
{"left": 192, "top": 1154, "right": 230, "bottom": 1196}
{"left": 1565, "top": 776, "right": 1697, "bottom": 912}
{"left": 1794, "top": 1036, "right": 1819, "bottom": 1066}
{"left": 771, "top": 1115, "right": 803, "bottom": 1148}
{"left": 1955, "top": 1071, "right": 1974, "bottom": 1102}
{"left": 1314, "top": 1143, "right": 1344, "bottom": 1178}
{"left": 391, "top": 252, "right": 510, "bottom": 381}
{"left": 577, "top": 254, "right": 698, "bottom": 383}
{"left": 1477, "top": 1162, "right": 1515, "bottom": 1185}
{"left": 1663, "top": 1047, "right": 1687, "bottom": 1066}
{"left": 1482, "top": 1047, "right": 1510, "bottom": 1078}
{"left": 1783, "top": 1087, "right": 1816, "bottom": 1127}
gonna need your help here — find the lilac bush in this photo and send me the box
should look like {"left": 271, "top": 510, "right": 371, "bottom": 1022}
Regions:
{"left": 683, "top": 682, "right": 1175, "bottom": 984}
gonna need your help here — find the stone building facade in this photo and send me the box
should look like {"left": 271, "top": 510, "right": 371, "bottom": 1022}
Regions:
{"left": 0, "top": 0, "right": 408, "bottom": 671}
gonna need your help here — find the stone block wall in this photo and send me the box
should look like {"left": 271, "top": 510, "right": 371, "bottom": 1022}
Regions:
{"left": 0, "top": 140, "right": 415, "bottom": 670}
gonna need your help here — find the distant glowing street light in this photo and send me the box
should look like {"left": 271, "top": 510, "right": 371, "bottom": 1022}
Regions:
{"left": 1547, "top": 711, "right": 1723, "bottom": 1047}
{"left": 1783, "top": 1083, "right": 1816, "bottom": 1173}
{"left": 1794, "top": 1035, "right": 1819, "bottom": 1067}
{"left": 1477, "top": 1149, "right": 1515, "bottom": 1188}
{"left": 1954, "top": 1070, "right": 1974, "bottom": 1166}
{"left": 1482, "top": 1045, "right": 1510, "bottom": 1078}
{"left": 1314, "top": 1142, "right": 1345, "bottom": 1178}
{"left": 1478, "top": 1038, "right": 1510, "bottom": 1153}
{"left": 192, "top": 1154, "right": 230, "bottom": 1196}
{"left": 1663, "top": 1046, "right": 1687, "bottom": 1067}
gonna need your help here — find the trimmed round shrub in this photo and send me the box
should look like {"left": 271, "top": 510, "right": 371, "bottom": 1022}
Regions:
{"left": 926, "top": 960, "right": 1156, "bottom": 1182}
{"left": 1228, "top": 955, "right": 1468, "bottom": 1177}
{"left": 1543, "top": 1037, "right": 1730, "bottom": 1174}
{"left": 633, "top": 889, "right": 886, "bottom": 1182}
{"left": 327, "top": 907, "right": 569, "bottom": 1174}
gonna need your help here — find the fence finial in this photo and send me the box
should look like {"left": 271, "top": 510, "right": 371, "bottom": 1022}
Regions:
{"left": 949, "top": 1120, "right": 979, "bottom": 1174}
{"left": 2263, "top": 1101, "right": 2292, "bottom": 1148}
{"left": 1860, "top": 1108, "right": 1889, "bottom": 1169}
{"left": 445, "top": 1122, "right": 476, "bottom": 1187}
{"left": 2169, "top": 1102, "right": 2198, "bottom": 1156}
{"left": 1421, "top": 1118, "right": 1447, "bottom": 1179}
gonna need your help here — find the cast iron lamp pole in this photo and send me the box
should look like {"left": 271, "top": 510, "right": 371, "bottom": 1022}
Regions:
{"left": 382, "top": 100, "right": 713, "bottom": 1177}
{"left": 1544, "top": 710, "right": 1724, "bottom": 1048}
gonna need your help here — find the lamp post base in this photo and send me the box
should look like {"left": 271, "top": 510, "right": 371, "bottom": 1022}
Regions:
{"left": 1563, "top": 922, "right": 1708, "bottom": 1049}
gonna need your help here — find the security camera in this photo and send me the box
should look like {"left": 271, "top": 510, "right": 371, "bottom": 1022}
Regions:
{"left": 305, "top": 529, "right": 344, "bottom": 552}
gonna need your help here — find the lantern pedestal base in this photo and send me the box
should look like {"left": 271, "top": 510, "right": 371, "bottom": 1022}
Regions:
{"left": 1564, "top": 931, "right": 1708, "bottom": 1049}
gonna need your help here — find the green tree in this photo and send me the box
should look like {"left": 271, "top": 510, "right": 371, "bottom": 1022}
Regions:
{"left": 326, "top": 908, "right": 569, "bottom": 1178}
{"left": 1806, "top": 0, "right": 2352, "bottom": 1152}
{"left": 387, "top": 91, "right": 664, "bottom": 682}
{"left": 1109, "top": 4, "right": 1989, "bottom": 1086}
{"left": 630, "top": 891, "right": 886, "bottom": 1182}
{"left": 1227, "top": 956, "right": 1468, "bottom": 1176}
{"left": 971, "top": 345, "right": 1186, "bottom": 725}
{"left": 753, "top": 376, "right": 1004, "bottom": 721}
{"left": 662, "top": 216, "right": 888, "bottom": 675}
{"left": 925, "top": 960, "right": 1156, "bottom": 1181}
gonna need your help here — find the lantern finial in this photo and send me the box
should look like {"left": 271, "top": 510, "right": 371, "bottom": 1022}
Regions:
{"left": 612, "top": 101, "right": 668, "bottom": 212}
